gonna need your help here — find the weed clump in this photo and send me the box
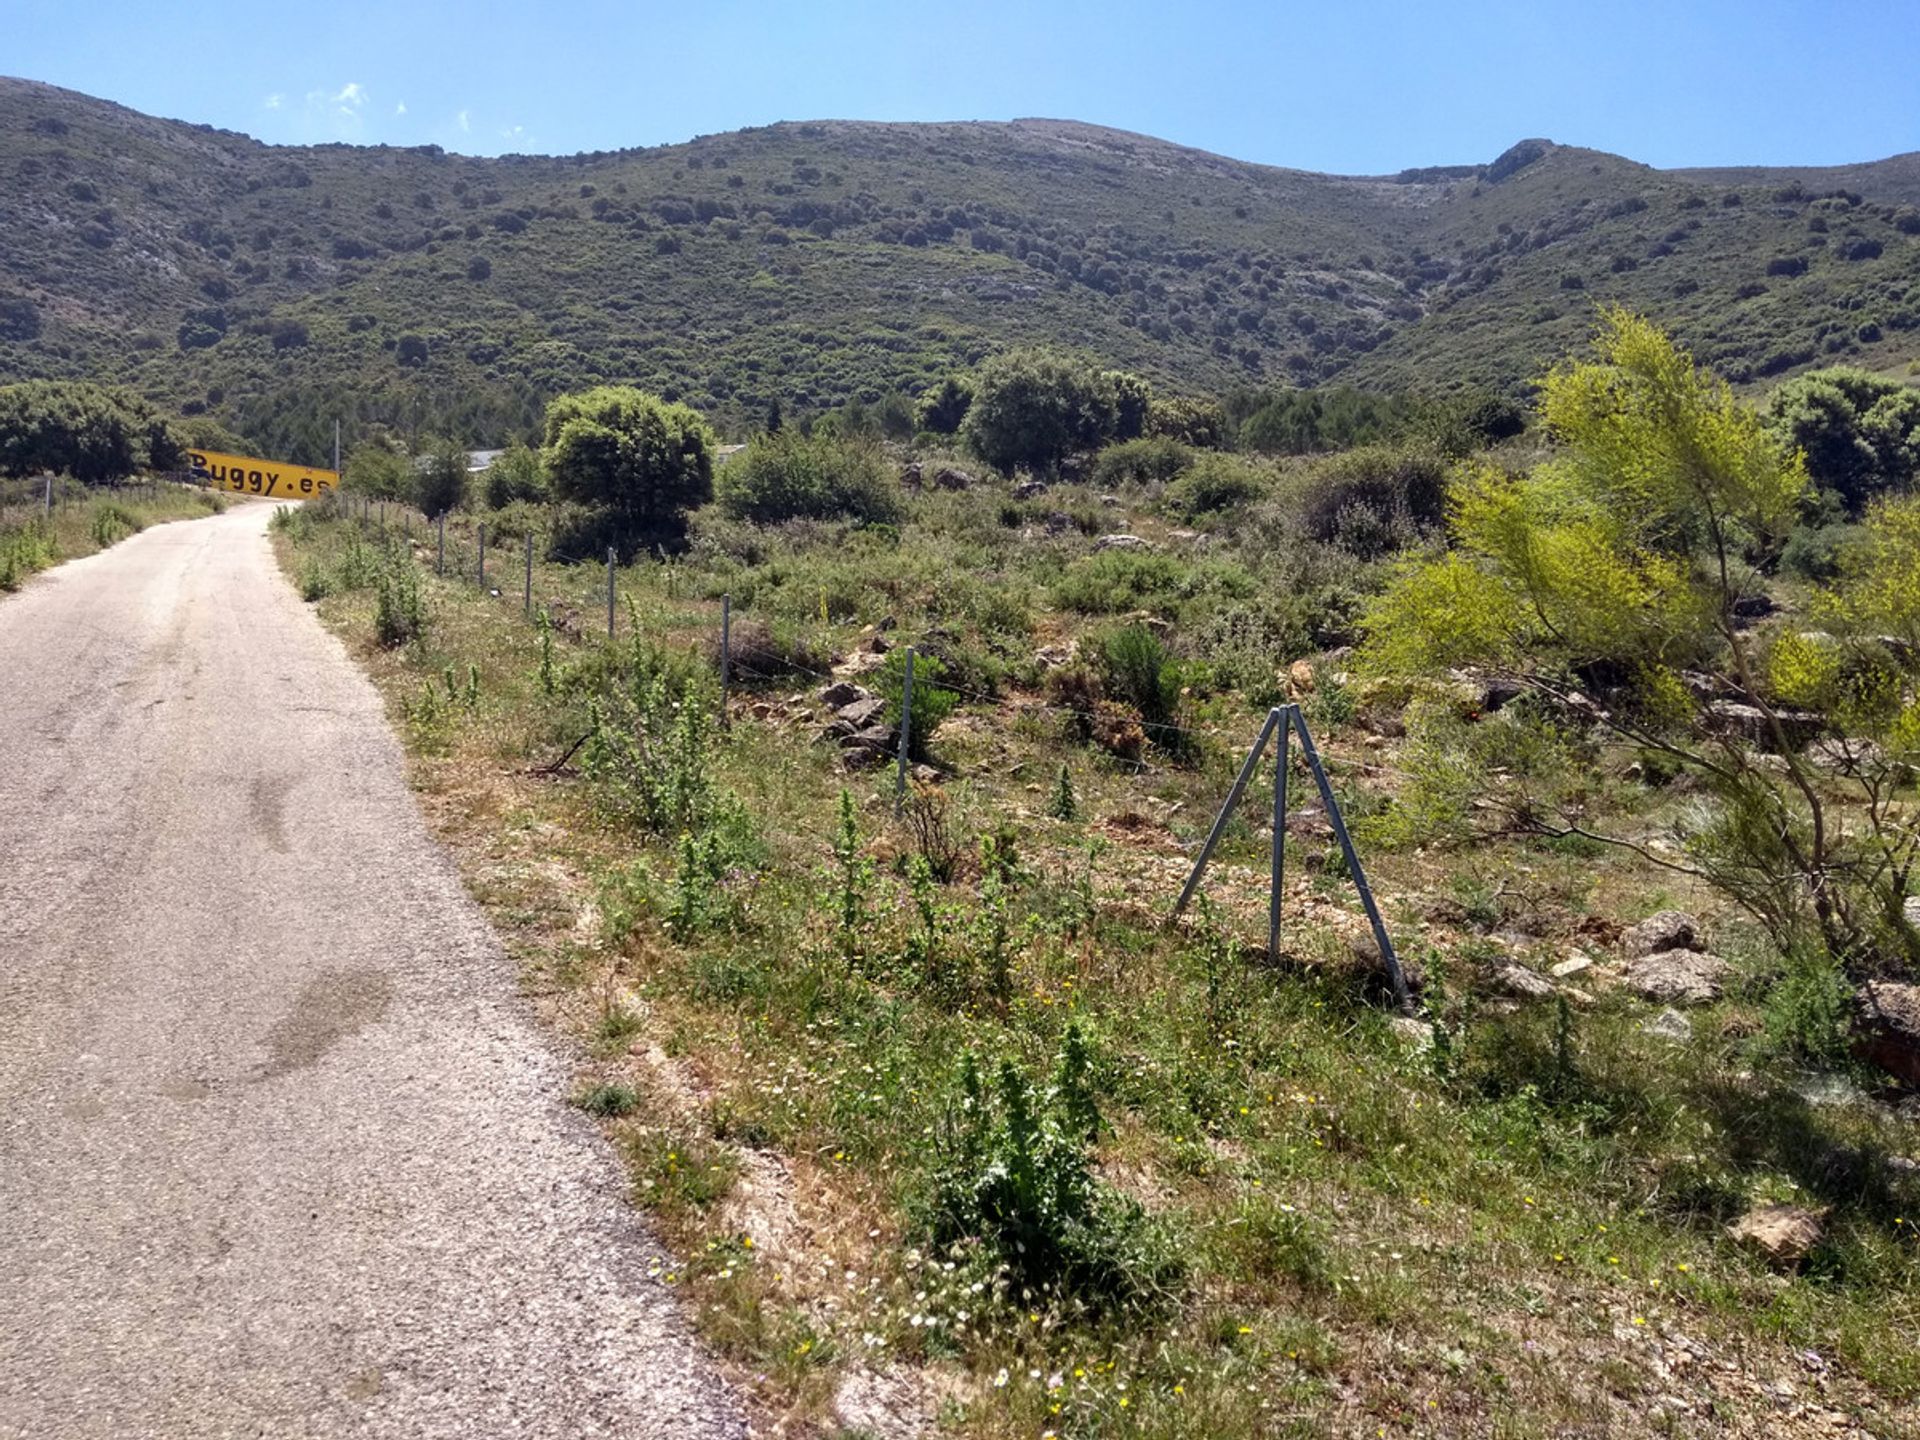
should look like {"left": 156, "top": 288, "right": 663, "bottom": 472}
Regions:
{"left": 926, "top": 1032, "right": 1180, "bottom": 1311}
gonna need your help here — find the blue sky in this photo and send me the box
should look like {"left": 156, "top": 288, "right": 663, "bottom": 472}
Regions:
{"left": 8, "top": 0, "right": 1917, "bottom": 172}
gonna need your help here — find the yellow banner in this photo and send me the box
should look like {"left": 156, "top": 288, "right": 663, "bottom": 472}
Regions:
{"left": 187, "top": 448, "right": 338, "bottom": 500}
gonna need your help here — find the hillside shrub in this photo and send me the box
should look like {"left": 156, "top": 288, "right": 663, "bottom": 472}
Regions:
{"left": 716, "top": 432, "right": 903, "bottom": 524}
{"left": 1765, "top": 366, "right": 1920, "bottom": 515}
{"left": 482, "top": 442, "right": 547, "bottom": 508}
{"left": 1099, "top": 623, "right": 1184, "bottom": 748}
{"left": 1092, "top": 436, "right": 1191, "bottom": 489}
{"left": 961, "top": 349, "right": 1118, "bottom": 475}
{"left": 915, "top": 375, "right": 973, "bottom": 435}
{"left": 1286, "top": 444, "right": 1447, "bottom": 557}
{"left": 543, "top": 385, "right": 715, "bottom": 558}
{"left": 926, "top": 1045, "right": 1178, "bottom": 1310}
{"left": 414, "top": 438, "right": 468, "bottom": 518}
{"left": 1163, "top": 453, "right": 1268, "bottom": 519}
{"left": 343, "top": 442, "right": 412, "bottom": 500}
{"left": 879, "top": 647, "right": 958, "bottom": 759}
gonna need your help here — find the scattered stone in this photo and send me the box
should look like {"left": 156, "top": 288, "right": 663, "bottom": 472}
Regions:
{"left": 911, "top": 763, "right": 942, "bottom": 786}
{"left": 1624, "top": 910, "right": 1702, "bottom": 958}
{"left": 1551, "top": 954, "right": 1594, "bottom": 980}
{"left": 1032, "top": 644, "right": 1075, "bottom": 670}
{"left": 1706, "top": 699, "right": 1824, "bottom": 750}
{"left": 820, "top": 680, "right": 868, "bottom": 710}
{"left": 1622, "top": 949, "right": 1730, "bottom": 1005}
{"left": 1166, "top": 527, "right": 1202, "bottom": 542}
{"left": 1731, "top": 592, "right": 1779, "bottom": 621}
{"left": 845, "top": 723, "right": 895, "bottom": 752}
{"left": 1097, "top": 492, "right": 1122, "bottom": 506}
{"left": 1479, "top": 676, "right": 1526, "bottom": 713}
{"left": 1389, "top": 1016, "right": 1434, "bottom": 1052}
{"left": 1094, "top": 533, "right": 1154, "bottom": 552}
{"left": 898, "top": 462, "right": 923, "bottom": 489}
{"left": 932, "top": 466, "right": 975, "bottom": 491}
{"left": 1042, "top": 512, "right": 1075, "bottom": 535}
{"left": 1805, "top": 736, "right": 1884, "bottom": 774}
{"left": 1903, "top": 895, "right": 1920, "bottom": 931}
{"left": 1011, "top": 480, "right": 1046, "bottom": 501}
{"left": 1643, "top": 1008, "right": 1694, "bottom": 1042}
{"left": 837, "top": 696, "right": 888, "bottom": 730}
{"left": 1852, "top": 980, "right": 1920, "bottom": 1085}
{"left": 1287, "top": 659, "right": 1317, "bottom": 695}
{"left": 1727, "top": 1203, "right": 1826, "bottom": 1267}
{"left": 1493, "top": 963, "right": 1556, "bottom": 1000}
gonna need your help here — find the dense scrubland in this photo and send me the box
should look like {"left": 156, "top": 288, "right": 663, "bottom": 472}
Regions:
{"left": 246, "top": 312, "right": 1920, "bottom": 1438}
{"left": 4, "top": 77, "right": 1920, "bottom": 459}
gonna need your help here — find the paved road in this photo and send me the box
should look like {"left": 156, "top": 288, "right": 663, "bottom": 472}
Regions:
{"left": 0, "top": 504, "right": 743, "bottom": 1439}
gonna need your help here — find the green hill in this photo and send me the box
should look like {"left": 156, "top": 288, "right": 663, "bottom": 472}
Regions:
{"left": 2, "top": 77, "right": 1918, "bottom": 459}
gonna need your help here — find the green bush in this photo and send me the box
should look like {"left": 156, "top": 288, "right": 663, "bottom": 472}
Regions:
{"left": 1092, "top": 436, "right": 1191, "bottom": 488}
{"left": 915, "top": 374, "right": 973, "bottom": 435}
{"left": 716, "top": 432, "right": 903, "bottom": 525}
{"left": 413, "top": 438, "right": 469, "bottom": 518}
{"left": 1050, "top": 548, "right": 1254, "bottom": 616}
{"left": 88, "top": 502, "right": 138, "bottom": 548}
{"left": 1163, "top": 453, "right": 1268, "bottom": 519}
{"left": 543, "top": 385, "right": 715, "bottom": 557}
{"left": 1284, "top": 444, "right": 1448, "bottom": 557}
{"left": 482, "top": 443, "right": 547, "bottom": 508}
{"left": 343, "top": 442, "right": 412, "bottom": 501}
{"left": 372, "top": 545, "right": 426, "bottom": 647}
{"left": 1781, "top": 521, "right": 1868, "bottom": 580}
{"left": 1099, "top": 623, "right": 1184, "bottom": 747}
{"left": 879, "top": 647, "right": 959, "bottom": 759}
{"left": 961, "top": 348, "right": 1120, "bottom": 475}
{"left": 926, "top": 1040, "right": 1179, "bottom": 1310}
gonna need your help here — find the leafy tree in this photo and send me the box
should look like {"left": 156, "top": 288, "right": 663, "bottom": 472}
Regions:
{"left": 395, "top": 333, "right": 430, "bottom": 368}
{"left": 481, "top": 442, "right": 547, "bottom": 507}
{"left": 961, "top": 349, "right": 1118, "bottom": 475}
{"left": 466, "top": 255, "right": 492, "bottom": 282}
{"left": 1104, "top": 369, "right": 1155, "bottom": 441}
{"left": 0, "top": 380, "right": 184, "bottom": 481}
{"left": 542, "top": 385, "right": 714, "bottom": 555}
{"left": 413, "top": 440, "right": 469, "bottom": 517}
{"left": 1766, "top": 366, "right": 1920, "bottom": 515}
{"left": 716, "top": 431, "right": 902, "bottom": 524}
{"left": 914, "top": 375, "right": 973, "bottom": 435}
{"left": 1361, "top": 311, "right": 1920, "bottom": 974}
{"left": 1145, "top": 395, "right": 1229, "bottom": 448}
{"left": 343, "top": 441, "right": 412, "bottom": 500}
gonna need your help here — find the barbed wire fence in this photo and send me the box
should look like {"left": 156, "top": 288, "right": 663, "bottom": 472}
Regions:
{"left": 334, "top": 490, "right": 1409, "bottom": 999}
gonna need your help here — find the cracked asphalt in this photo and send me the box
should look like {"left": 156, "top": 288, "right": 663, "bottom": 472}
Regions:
{"left": 0, "top": 501, "right": 745, "bottom": 1439}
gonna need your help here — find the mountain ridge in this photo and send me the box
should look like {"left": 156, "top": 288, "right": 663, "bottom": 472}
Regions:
{"left": 2, "top": 77, "right": 1916, "bottom": 456}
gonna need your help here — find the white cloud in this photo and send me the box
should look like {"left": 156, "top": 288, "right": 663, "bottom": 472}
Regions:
{"left": 395, "top": 101, "right": 407, "bottom": 116}
{"left": 333, "top": 81, "right": 365, "bottom": 107}
{"left": 264, "top": 93, "right": 283, "bottom": 110}
{"left": 499, "top": 123, "right": 525, "bottom": 144}
{"left": 456, "top": 109, "right": 470, "bottom": 133}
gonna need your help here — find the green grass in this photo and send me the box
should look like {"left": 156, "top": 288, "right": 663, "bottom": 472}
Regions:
{"left": 276, "top": 486, "right": 1920, "bottom": 1437}
{"left": 0, "top": 477, "right": 224, "bottom": 590}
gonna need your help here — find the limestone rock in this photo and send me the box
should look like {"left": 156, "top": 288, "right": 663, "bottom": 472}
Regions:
{"left": 1623, "top": 910, "right": 1702, "bottom": 958}
{"left": 1622, "top": 949, "right": 1730, "bottom": 1005}
{"left": 820, "top": 680, "right": 869, "bottom": 710}
{"left": 1094, "top": 533, "right": 1154, "bottom": 552}
{"left": 1727, "top": 1204, "right": 1826, "bottom": 1267}
{"left": 1642, "top": 1008, "right": 1694, "bottom": 1043}
{"left": 1493, "top": 964, "right": 1556, "bottom": 1000}
{"left": 1853, "top": 980, "right": 1920, "bottom": 1085}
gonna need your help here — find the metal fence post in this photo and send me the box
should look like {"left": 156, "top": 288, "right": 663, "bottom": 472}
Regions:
{"left": 1271, "top": 704, "right": 1292, "bottom": 959}
{"left": 478, "top": 523, "right": 487, "bottom": 589}
{"left": 1173, "top": 707, "right": 1282, "bottom": 916}
{"left": 719, "top": 593, "right": 732, "bottom": 727}
{"left": 523, "top": 532, "right": 533, "bottom": 617}
{"left": 436, "top": 514, "right": 445, "bottom": 576}
{"left": 894, "top": 646, "right": 915, "bottom": 818}
{"left": 44, "top": 475, "right": 52, "bottom": 517}
{"left": 606, "top": 547, "right": 616, "bottom": 639}
{"left": 1291, "top": 711, "right": 1412, "bottom": 1012}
